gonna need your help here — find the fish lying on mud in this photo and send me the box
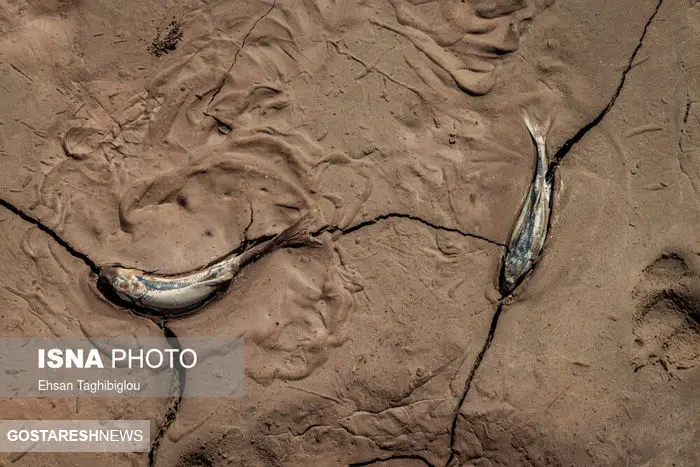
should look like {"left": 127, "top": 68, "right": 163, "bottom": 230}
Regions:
{"left": 98, "top": 209, "right": 320, "bottom": 317}
{"left": 499, "top": 112, "right": 554, "bottom": 296}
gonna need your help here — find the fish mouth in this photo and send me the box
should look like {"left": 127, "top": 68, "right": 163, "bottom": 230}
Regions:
{"left": 96, "top": 266, "right": 139, "bottom": 300}
{"left": 95, "top": 268, "right": 134, "bottom": 307}
{"left": 96, "top": 268, "right": 122, "bottom": 292}
{"left": 98, "top": 266, "right": 119, "bottom": 282}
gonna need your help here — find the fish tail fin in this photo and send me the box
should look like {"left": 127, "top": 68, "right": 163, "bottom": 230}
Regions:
{"left": 522, "top": 110, "right": 553, "bottom": 147}
{"left": 522, "top": 110, "right": 553, "bottom": 172}
{"left": 273, "top": 208, "right": 322, "bottom": 247}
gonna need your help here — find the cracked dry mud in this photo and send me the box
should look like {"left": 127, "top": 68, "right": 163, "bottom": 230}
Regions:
{"left": 0, "top": 0, "right": 699, "bottom": 466}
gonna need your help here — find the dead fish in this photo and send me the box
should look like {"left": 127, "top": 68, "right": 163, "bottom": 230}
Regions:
{"left": 499, "top": 112, "right": 554, "bottom": 296}
{"left": 98, "top": 209, "right": 319, "bottom": 316}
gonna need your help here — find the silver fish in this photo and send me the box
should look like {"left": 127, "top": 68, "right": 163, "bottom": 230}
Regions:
{"left": 98, "top": 209, "right": 319, "bottom": 316}
{"left": 499, "top": 112, "right": 554, "bottom": 296}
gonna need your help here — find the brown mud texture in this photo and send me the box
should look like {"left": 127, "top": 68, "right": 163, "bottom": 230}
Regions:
{"left": 1, "top": 0, "right": 699, "bottom": 466}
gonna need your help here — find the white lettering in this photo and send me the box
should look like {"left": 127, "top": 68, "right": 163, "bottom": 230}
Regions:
{"left": 37, "top": 348, "right": 104, "bottom": 369}
{"left": 180, "top": 348, "right": 197, "bottom": 369}
{"left": 128, "top": 349, "right": 143, "bottom": 369}
{"left": 64, "top": 349, "right": 82, "bottom": 368}
{"left": 111, "top": 349, "right": 126, "bottom": 367}
{"left": 145, "top": 349, "right": 163, "bottom": 368}
{"left": 84, "top": 349, "right": 104, "bottom": 368}
{"left": 163, "top": 348, "right": 177, "bottom": 368}
{"left": 47, "top": 348, "right": 63, "bottom": 369}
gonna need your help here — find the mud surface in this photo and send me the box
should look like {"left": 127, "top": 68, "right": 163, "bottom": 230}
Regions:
{"left": 0, "top": 0, "right": 698, "bottom": 465}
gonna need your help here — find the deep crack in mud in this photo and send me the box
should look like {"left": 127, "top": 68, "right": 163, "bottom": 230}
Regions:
{"left": 547, "top": 0, "right": 664, "bottom": 176}
{"left": 0, "top": 197, "right": 99, "bottom": 274}
{"left": 445, "top": 0, "right": 664, "bottom": 464}
{"left": 446, "top": 303, "right": 504, "bottom": 466}
{"left": 0, "top": 196, "right": 504, "bottom": 283}
{"left": 319, "top": 212, "right": 506, "bottom": 248}
{"left": 349, "top": 453, "right": 434, "bottom": 467}
{"left": 148, "top": 323, "right": 186, "bottom": 467}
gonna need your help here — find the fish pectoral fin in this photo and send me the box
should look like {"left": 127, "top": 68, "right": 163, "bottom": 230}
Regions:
{"left": 186, "top": 282, "right": 227, "bottom": 297}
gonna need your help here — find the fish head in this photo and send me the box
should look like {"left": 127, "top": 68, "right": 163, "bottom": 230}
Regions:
{"left": 99, "top": 266, "right": 148, "bottom": 302}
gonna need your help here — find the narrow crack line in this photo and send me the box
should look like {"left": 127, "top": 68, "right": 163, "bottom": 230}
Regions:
{"left": 313, "top": 212, "right": 506, "bottom": 248}
{"left": 0, "top": 196, "right": 99, "bottom": 274}
{"left": 148, "top": 323, "right": 186, "bottom": 467}
{"left": 683, "top": 100, "right": 696, "bottom": 125}
{"left": 328, "top": 40, "right": 424, "bottom": 97}
{"left": 241, "top": 201, "right": 255, "bottom": 251}
{"left": 349, "top": 454, "right": 435, "bottom": 467}
{"left": 9, "top": 63, "right": 33, "bottom": 82}
{"left": 547, "top": 0, "right": 664, "bottom": 176}
{"left": 445, "top": 303, "right": 504, "bottom": 466}
{"left": 204, "top": 0, "right": 277, "bottom": 111}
